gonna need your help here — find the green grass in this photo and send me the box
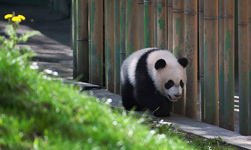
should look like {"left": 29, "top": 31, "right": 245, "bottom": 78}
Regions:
{"left": 0, "top": 48, "right": 196, "bottom": 149}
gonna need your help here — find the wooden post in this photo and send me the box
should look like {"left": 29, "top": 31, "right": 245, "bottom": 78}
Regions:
{"left": 165, "top": 0, "right": 168, "bottom": 49}
{"left": 198, "top": 0, "right": 204, "bottom": 122}
{"left": 126, "top": 0, "right": 138, "bottom": 56}
{"left": 154, "top": 0, "right": 157, "bottom": 47}
{"left": 88, "top": 0, "right": 92, "bottom": 81}
{"left": 167, "top": 0, "right": 173, "bottom": 51}
{"left": 173, "top": 0, "right": 185, "bottom": 115}
{"left": 238, "top": 0, "right": 249, "bottom": 135}
{"left": 224, "top": 0, "right": 235, "bottom": 131}
{"left": 184, "top": 0, "right": 197, "bottom": 119}
{"left": 234, "top": 0, "right": 238, "bottom": 77}
{"left": 156, "top": 0, "right": 167, "bottom": 49}
{"left": 204, "top": 0, "right": 219, "bottom": 126}
{"left": 120, "top": 0, "right": 126, "bottom": 91}
{"left": 218, "top": 0, "right": 225, "bottom": 128}
{"left": 248, "top": 0, "right": 251, "bottom": 135}
{"left": 105, "top": 0, "right": 115, "bottom": 92}
{"left": 138, "top": 0, "right": 145, "bottom": 49}
{"left": 144, "top": 0, "right": 154, "bottom": 48}
{"left": 72, "top": 0, "right": 77, "bottom": 79}
{"left": 114, "top": 0, "right": 121, "bottom": 94}
{"left": 89, "top": 0, "right": 103, "bottom": 87}
{"left": 120, "top": 0, "right": 126, "bottom": 61}
{"left": 76, "top": 0, "right": 89, "bottom": 82}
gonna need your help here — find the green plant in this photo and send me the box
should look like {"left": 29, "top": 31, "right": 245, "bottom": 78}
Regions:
{"left": 0, "top": 13, "right": 39, "bottom": 52}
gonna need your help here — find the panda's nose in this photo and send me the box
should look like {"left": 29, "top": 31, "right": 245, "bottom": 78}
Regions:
{"left": 174, "top": 94, "right": 181, "bottom": 98}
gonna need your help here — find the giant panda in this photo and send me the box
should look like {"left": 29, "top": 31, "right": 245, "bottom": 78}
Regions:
{"left": 121, "top": 48, "right": 188, "bottom": 117}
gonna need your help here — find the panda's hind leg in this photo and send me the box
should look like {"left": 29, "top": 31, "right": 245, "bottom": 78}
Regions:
{"left": 121, "top": 79, "right": 143, "bottom": 111}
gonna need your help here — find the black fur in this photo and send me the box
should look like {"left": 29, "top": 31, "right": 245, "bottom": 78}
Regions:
{"left": 177, "top": 57, "right": 188, "bottom": 68}
{"left": 154, "top": 59, "right": 166, "bottom": 70}
{"left": 165, "top": 80, "right": 174, "bottom": 89}
{"left": 180, "top": 80, "right": 184, "bottom": 88}
{"left": 121, "top": 49, "right": 172, "bottom": 117}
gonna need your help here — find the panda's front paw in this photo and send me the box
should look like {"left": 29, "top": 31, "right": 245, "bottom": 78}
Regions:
{"left": 154, "top": 110, "right": 170, "bottom": 117}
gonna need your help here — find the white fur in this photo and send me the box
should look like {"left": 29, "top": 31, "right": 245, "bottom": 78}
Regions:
{"left": 121, "top": 47, "right": 158, "bottom": 86}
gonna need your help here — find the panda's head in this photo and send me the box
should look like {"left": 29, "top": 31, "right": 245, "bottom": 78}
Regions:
{"left": 147, "top": 51, "right": 188, "bottom": 102}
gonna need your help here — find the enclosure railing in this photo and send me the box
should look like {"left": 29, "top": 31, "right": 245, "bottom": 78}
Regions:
{"left": 72, "top": 0, "right": 251, "bottom": 135}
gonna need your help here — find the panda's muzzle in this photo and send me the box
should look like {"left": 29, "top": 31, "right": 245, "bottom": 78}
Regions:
{"left": 167, "top": 94, "right": 180, "bottom": 102}
{"left": 174, "top": 94, "right": 181, "bottom": 99}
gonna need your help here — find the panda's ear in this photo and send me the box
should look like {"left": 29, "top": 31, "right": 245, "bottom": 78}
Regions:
{"left": 178, "top": 57, "right": 188, "bottom": 68}
{"left": 155, "top": 59, "right": 166, "bottom": 70}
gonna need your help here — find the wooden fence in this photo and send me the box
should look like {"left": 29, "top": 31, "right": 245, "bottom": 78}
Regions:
{"left": 72, "top": 0, "right": 251, "bottom": 135}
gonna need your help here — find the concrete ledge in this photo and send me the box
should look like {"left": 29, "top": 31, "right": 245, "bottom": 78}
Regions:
{"left": 160, "top": 113, "right": 251, "bottom": 150}
{"left": 85, "top": 89, "right": 123, "bottom": 108}
{"left": 60, "top": 79, "right": 100, "bottom": 90}
{"left": 85, "top": 88, "right": 251, "bottom": 150}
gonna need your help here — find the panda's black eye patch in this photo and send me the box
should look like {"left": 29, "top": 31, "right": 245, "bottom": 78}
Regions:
{"left": 180, "top": 80, "right": 184, "bottom": 88}
{"left": 165, "top": 80, "right": 174, "bottom": 89}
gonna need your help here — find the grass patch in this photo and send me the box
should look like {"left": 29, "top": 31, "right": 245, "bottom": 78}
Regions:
{"left": 0, "top": 47, "right": 196, "bottom": 149}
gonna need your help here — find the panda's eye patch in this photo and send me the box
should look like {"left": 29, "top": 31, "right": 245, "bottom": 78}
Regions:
{"left": 165, "top": 80, "right": 174, "bottom": 89}
{"left": 180, "top": 80, "right": 184, "bottom": 88}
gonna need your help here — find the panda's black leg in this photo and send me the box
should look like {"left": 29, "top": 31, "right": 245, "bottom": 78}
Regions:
{"left": 153, "top": 104, "right": 170, "bottom": 117}
{"left": 121, "top": 79, "right": 143, "bottom": 110}
{"left": 135, "top": 93, "right": 171, "bottom": 117}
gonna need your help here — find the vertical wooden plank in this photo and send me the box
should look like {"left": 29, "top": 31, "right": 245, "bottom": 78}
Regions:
{"left": 248, "top": 0, "right": 251, "bottom": 135}
{"left": 173, "top": 0, "right": 184, "bottom": 57}
{"left": 167, "top": 0, "right": 173, "bottom": 51}
{"left": 184, "top": 0, "right": 197, "bottom": 119}
{"left": 72, "top": 0, "right": 77, "bottom": 79}
{"left": 114, "top": 0, "right": 121, "bottom": 94}
{"left": 120, "top": 0, "right": 126, "bottom": 91}
{"left": 154, "top": 0, "right": 157, "bottom": 47}
{"left": 120, "top": 0, "right": 126, "bottom": 61}
{"left": 144, "top": 0, "right": 154, "bottom": 48}
{"left": 173, "top": 0, "right": 185, "bottom": 115}
{"left": 126, "top": 0, "right": 138, "bottom": 56}
{"left": 238, "top": 0, "right": 249, "bottom": 135}
{"left": 89, "top": 0, "right": 103, "bottom": 87}
{"left": 88, "top": 0, "right": 92, "bottom": 80}
{"left": 234, "top": 0, "right": 238, "bottom": 76}
{"left": 198, "top": 0, "right": 204, "bottom": 122}
{"left": 218, "top": 0, "right": 225, "bottom": 128}
{"left": 224, "top": 0, "right": 235, "bottom": 131}
{"left": 138, "top": 0, "right": 145, "bottom": 49}
{"left": 156, "top": 0, "right": 167, "bottom": 49}
{"left": 76, "top": 0, "right": 89, "bottom": 82}
{"left": 165, "top": 0, "right": 168, "bottom": 49}
{"left": 105, "top": 0, "right": 115, "bottom": 92}
{"left": 204, "top": 0, "right": 219, "bottom": 126}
